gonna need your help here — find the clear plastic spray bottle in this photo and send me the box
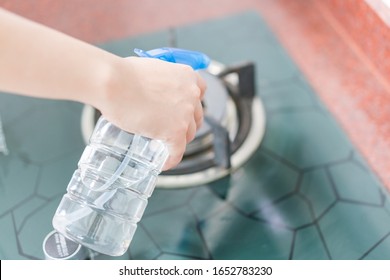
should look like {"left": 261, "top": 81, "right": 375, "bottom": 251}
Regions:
{"left": 52, "top": 48, "right": 210, "bottom": 256}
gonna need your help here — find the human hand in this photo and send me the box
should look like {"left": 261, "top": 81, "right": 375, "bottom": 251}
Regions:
{"left": 0, "top": 8, "right": 205, "bottom": 170}
{"left": 95, "top": 56, "right": 206, "bottom": 170}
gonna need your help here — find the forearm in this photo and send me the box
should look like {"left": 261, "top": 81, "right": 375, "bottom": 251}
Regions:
{"left": 0, "top": 8, "right": 118, "bottom": 107}
{"left": 0, "top": 7, "right": 206, "bottom": 170}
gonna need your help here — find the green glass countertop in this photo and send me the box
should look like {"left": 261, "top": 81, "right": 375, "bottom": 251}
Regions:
{"left": 1, "top": 11, "right": 390, "bottom": 260}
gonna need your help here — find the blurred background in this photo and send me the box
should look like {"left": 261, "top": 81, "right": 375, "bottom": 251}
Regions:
{"left": 1, "top": 0, "right": 390, "bottom": 260}
{"left": 2, "top": 0, "right": 389, "bottom": 187}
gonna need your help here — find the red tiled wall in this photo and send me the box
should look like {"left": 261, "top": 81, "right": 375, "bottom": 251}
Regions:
{"left": 319, "top": 0, "right": 390, "bottom": 89}
{"left": 256, "top": 0, "right": 390, "bottom": 188}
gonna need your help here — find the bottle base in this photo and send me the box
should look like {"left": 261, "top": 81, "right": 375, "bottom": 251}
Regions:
{"left": 52, "top": 195, "right": 136, "bottom": 257}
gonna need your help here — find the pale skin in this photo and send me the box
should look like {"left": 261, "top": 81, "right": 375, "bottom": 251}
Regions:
{"left": 0, "top": 8, "right": 206, "bottom": 170}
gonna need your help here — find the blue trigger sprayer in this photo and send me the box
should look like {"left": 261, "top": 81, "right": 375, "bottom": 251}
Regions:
{"left": 52, "top": 48, "right": 210, "bottom": 256}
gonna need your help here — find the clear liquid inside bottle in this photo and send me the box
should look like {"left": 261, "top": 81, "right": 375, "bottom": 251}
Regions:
{"left": 53, "top": 117, "right": 168, "bottom": 256}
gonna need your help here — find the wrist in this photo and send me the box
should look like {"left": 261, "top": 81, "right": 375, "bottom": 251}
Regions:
{"left": 77, "top": 53, "right": 126, "bottom": 112}
{"left": 91, "top": 56, "right": 142, "bottom": 129}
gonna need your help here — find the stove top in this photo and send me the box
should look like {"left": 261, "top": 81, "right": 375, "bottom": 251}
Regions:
{"left": 81, "top": 60, "right": 266, "bottom": 188}
{"left": 1, "top": 11, "right": 390, "bottom": 260}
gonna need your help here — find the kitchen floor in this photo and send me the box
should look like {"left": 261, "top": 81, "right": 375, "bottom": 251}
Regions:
{"left": 1, "top": 9, "right": 390, "bottom": 260}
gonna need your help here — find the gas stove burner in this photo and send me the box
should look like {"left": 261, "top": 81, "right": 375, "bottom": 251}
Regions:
{"left": 81, "top": 60, "right": 266, "bottom": 188}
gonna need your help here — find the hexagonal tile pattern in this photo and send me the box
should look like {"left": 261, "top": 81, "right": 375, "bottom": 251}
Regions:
{"left": 189, "top": 186, "right": 228, "bottom": 222}
{"left": 141, "top": 206, "right": 210, "bottom": 259}
{"left": 227, "top": 150, "right": 300, "bottom": 215}
{"left": 1, "top": 11, "right": 390, "bottom": 260}
{"left": 4, "top": 103, "right": 84, "bottom": 163}
{"left": 37, "top": 150, "right": 82, "bottom": 199}
{"left": 0, "top": 213, "right": 30, "bottom": 259}
{"left": 253, "top": 194, "right": 314, "bottom": 229}
{"left": 18, "top": 198, "right": 60, "bottom": 259}
{"left": 329, "top": 162, "right": 383, "bottom": 205}
{"left": 200, "top": 205, "right": 293, "bottom": 259}
{"left": 361, "top": 234, "right": 390, "bottom": 260}
{"left": 128, "top": 224, "right": 162, "bottom": 260}
{"left": 13, "top": 197, "right": 47, "bottom": 232}
{"left": 0, "top": 156, "right": 40, "bottom": 216}
{"left": 144, "top": 188, "right": 197, "bottom": 218}
{"left": 318, "top": 202, "right": 390, "bottom": 259}
{"left": 291, "top": 225, "right": 329, "bottom": 260}
{"left": 262, "top": 111, "right": 352, "bottom": 169}
{"left": 300, "top": 169, "right": 337, "bottom": 219}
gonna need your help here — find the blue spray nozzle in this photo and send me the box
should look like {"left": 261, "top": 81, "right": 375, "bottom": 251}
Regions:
{"left": 134, "top": 47, "right": 210, "bottom": 70}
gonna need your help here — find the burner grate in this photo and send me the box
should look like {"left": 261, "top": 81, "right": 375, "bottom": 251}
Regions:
{"left": 80, "top": 60, "right": 266, "bottom": 188}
